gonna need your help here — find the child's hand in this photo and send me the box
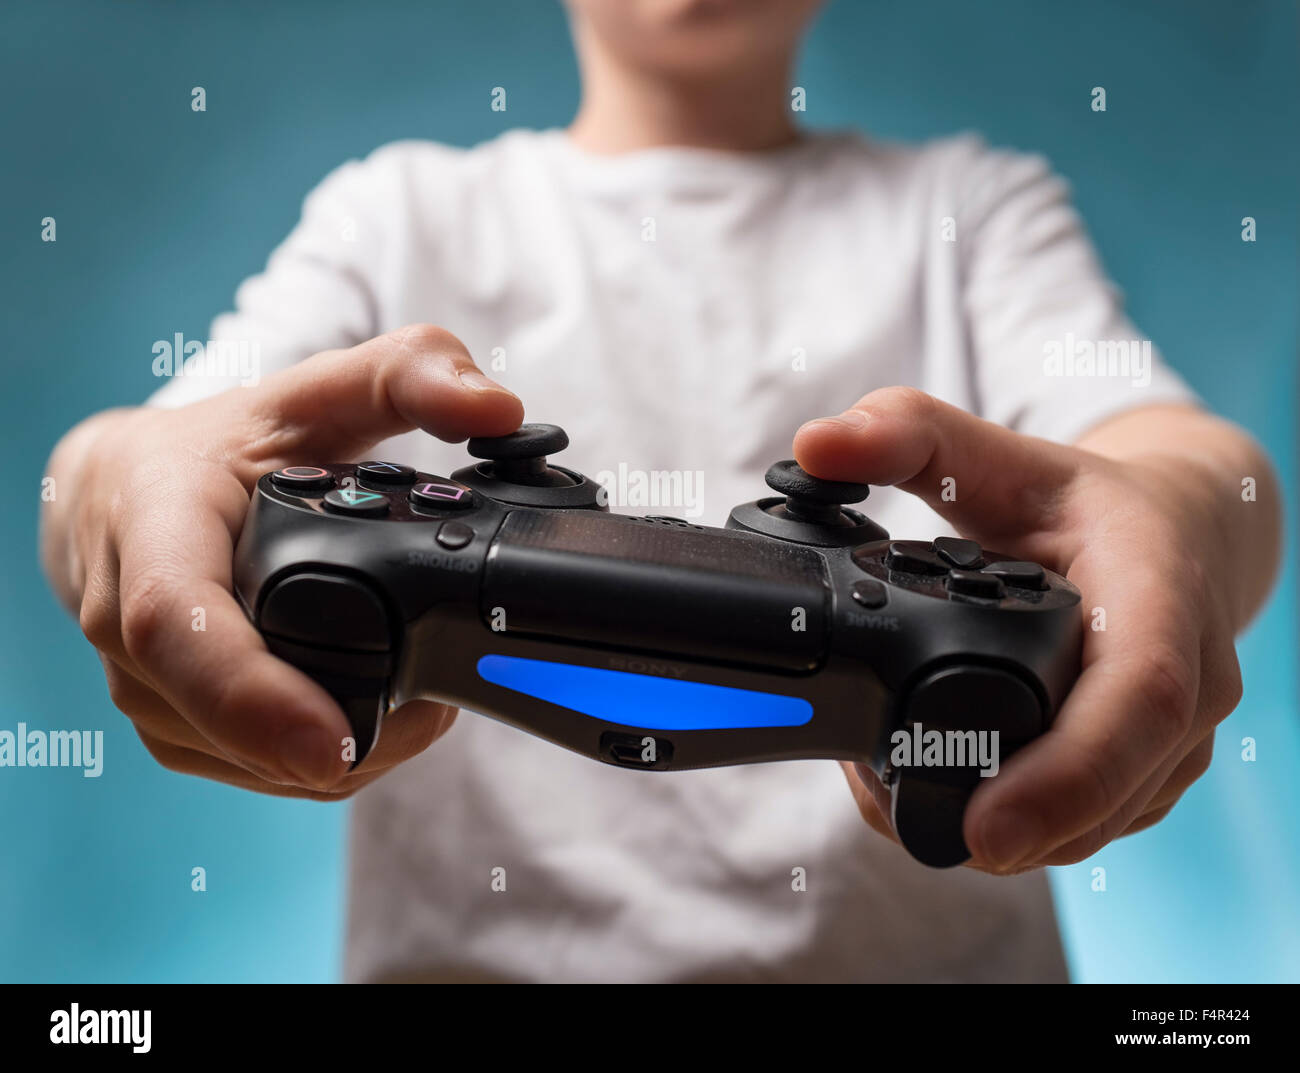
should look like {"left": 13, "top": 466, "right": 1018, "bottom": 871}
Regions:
{"left": 42, "top": 325, "right": 522, "bottom": 798}
{"left": 795, "top": 387, "right": 1278, "bottom": 873}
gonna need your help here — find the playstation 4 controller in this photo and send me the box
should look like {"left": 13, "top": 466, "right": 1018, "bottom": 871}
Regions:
{"left": 233, "top": 424, "right": 1082, "bottom": 867}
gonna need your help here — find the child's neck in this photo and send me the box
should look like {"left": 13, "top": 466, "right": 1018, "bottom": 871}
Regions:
{"left": 567, "top": 34, "right": 801, "bottom": 154}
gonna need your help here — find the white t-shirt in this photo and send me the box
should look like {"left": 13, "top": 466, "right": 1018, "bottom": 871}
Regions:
{"left": 151, "top": 128, "right": 1195, "bottom": 982}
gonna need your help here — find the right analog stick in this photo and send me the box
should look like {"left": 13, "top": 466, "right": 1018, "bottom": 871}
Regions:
{"left": 764, "top": 460, "right": 871, "bottom": 525}
{"left": 467, "top": 423, "right": 575, "bottom": 487}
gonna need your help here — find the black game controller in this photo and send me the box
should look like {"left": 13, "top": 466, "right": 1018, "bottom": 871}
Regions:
{"left": 233, "top": 424, "right": 1082, "bottom": 867}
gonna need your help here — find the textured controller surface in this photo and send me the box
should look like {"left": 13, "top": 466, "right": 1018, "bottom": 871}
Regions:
{"left": 233, "top": 424, "right": 1082, "bottom": 867}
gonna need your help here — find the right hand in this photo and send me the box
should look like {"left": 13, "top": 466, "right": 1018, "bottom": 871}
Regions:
{"left": 41, "top": 325, "right": 523, "bottom": 798}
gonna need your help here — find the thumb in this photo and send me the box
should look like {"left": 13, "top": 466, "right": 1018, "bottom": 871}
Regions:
{"left": 793, "top": 387, "right": 1080, "bottom": 544}
{"left": 230, "top": 324, "right": 523, "bottom": 479}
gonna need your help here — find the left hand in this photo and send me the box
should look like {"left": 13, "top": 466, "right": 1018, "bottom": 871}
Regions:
{"left": 795, "top": 388, "right": 1250, "bottom": 873}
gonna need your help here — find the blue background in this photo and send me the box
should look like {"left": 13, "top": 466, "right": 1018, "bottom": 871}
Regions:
{"left": 1, "top": 0, "right": 1295, "bottom": 982}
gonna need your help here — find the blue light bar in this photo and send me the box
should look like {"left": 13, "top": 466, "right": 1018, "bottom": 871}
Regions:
{"left": 476, "top": 654, "right": 813, "bottom": 730}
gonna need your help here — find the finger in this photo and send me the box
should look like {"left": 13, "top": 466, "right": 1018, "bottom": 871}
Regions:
{"left": 78, "top": 540, "right": 126, "bottom": 665}
{"left": 840, "top": 762, "right": 899, "bottom": 844}
{"left": 233, "top": 323, "right": 524, "bottom": 480}
{"left": 1038, "top": 732, "right": 1215, "bottom": 864}
{"left": 114, "top": 477, "right": 355, "bottom": 791}
{"left": 963, "top": 558, "right": 1201, "bottom": 871}
{"left": 1118, "top": 802, "right": 1174, "bottom": 837}
{"left": 1194, "top": 627, "right": 1245, "bottom": 729}
{"left": 1143, "top": 734, "right": 1216, "bottom": 814}
{"left": 102, "top": 655, "right": 312, "bottom": 785}
{"left": 351, "top": 700, "right": 458, "bottom": 774}
{"left": 793, "top": 386, "right": 1081, "bottom": 550}
{"left": 101, "top": 656, "right": 213, "bottom": 751}
{"left": 136, "top": 729, "right": 384, "bottom": 801}
{"left": 111, "top": 636, "right": 457, "bottom": 782}
{"left": 1016, "top": 622, "right": 1235, "bottom": 866}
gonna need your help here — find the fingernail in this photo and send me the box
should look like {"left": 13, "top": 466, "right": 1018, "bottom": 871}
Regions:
{"left": 279, "top": 724, "right": 342, "bottom": 788}
{"left": 806, "top": 410, "right": 867, "bottom": 432}
{"left": 458, "top": 369, "right": 504, "bottom": 392}
{"left": 978, "top": 808, "right": 1042, "bottom": 869}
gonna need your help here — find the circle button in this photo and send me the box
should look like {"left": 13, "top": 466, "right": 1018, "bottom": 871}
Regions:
{"left": 272, "top": 466, "right": 334, "bottom": 492}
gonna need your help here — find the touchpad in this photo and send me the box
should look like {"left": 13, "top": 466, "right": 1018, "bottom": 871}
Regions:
{"left": 480, "top": 511, "right": 829, "bottom": 673}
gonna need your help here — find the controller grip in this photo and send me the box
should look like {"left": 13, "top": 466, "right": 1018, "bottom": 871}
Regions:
{"left": 887, "top": 663, "right": 1047, "bottom": 867}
